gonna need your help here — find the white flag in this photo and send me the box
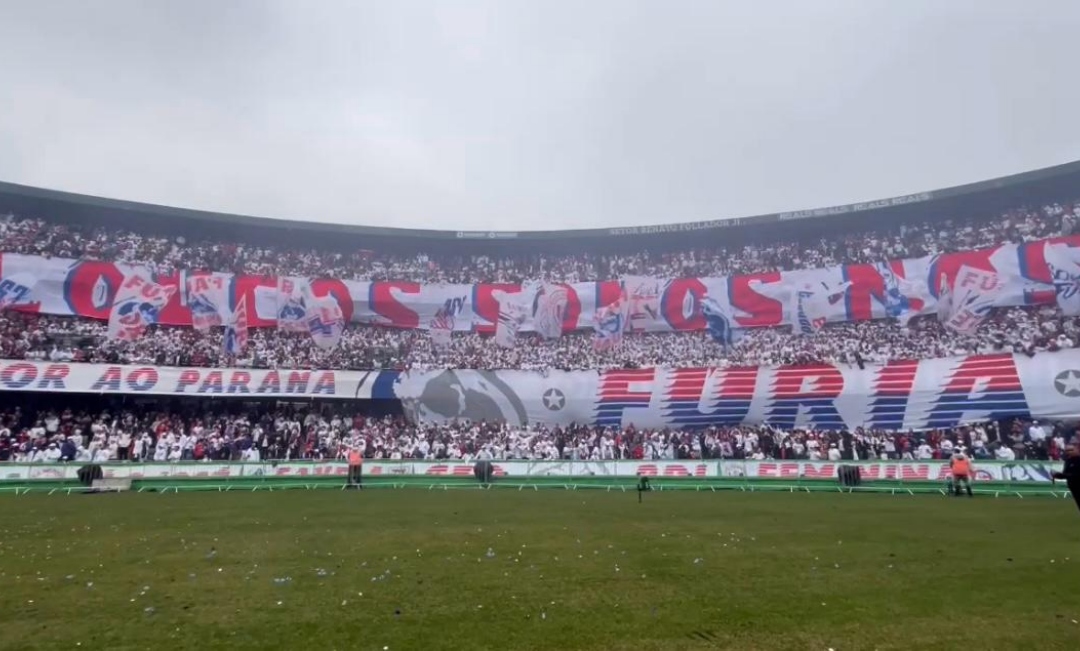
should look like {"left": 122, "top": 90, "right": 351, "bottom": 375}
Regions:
{"left": 532, "top": 283, "right": 568, "bottom": 340}
{"left": 622, "top": 276, "right": 661, "bottom": 331}
{"left": 1043, "top": 241, "right": 1080, "bottom": 316}
{"left": 183, "top": 271, "right": 232, "bottom": 330}
{"left": 429, "top": 306, "right": 455, "bottom": 349}
{"left": 789, "top": 281, "right": 850, "bottom": 336}
{"left": 494, "top": 291, "right": 526, "bottom": 348}
{"left": 277, "top": 277, "right": 312, "bottom": 333}
{"left": 941, "top": 265, "right": 1000, "bottom": 334}
{"left": 307, "top": 294, "right": 345, "bottom": 349}
{"left": 107, "top": 270, "right": 176, "bottom": 342}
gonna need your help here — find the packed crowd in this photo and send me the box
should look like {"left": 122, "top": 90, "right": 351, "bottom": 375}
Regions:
{"left": 2, "top": 304, "right": 1077, "bottom": 370}
{"left": 1, "top": 200, "right": 1076, "bottom": 284}
{"left": 0, "top": 405, "right": 1073, "bottom": 465}
{"left": 2, "top": 198, "right": 1079, "bottom": 371}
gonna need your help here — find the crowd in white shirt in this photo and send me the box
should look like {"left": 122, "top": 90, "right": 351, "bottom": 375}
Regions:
{"left": 1, "top": 405, "right": 1073, "bottom": 465}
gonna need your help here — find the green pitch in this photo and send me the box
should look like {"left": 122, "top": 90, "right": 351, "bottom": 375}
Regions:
{"left": 0, "top": 490, "right": 1077, "bottom": 650}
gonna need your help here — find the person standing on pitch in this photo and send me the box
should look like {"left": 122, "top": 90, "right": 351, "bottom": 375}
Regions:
{"left": 1051, "top": 444, "right": 1079, "bottom": 513}
{"left": 348, "top": 447, "right": 364, "bottom": 489}
{"left": 948, "top": 449, "right": 974, "bottom": 497}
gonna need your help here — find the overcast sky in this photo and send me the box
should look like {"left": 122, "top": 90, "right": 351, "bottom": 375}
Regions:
{"left": 1, "top": 0, "right": 1078, "bottom": 232}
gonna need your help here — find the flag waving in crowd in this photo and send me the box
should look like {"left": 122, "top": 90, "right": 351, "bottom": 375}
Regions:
{"left": 789, "top": 281, "right": 850, "bottom": 336}
{"left": 107, "top": 270, "right": 176, "bottom": 341}
{"left": 593, "top": 292, "right": 629, "bottom": 351}
{"left": 494, "top": 290, "right": 527, "bottom": 348}
{"left": 875, "top": 262, "right": 918, "bottom": 326}
{"left": 276, "top": 277, "right": 312, "bottom": 333}
{"left": 182, "top": 271, "right": 231, "bottom": 330}
{"left": 531, "top": 283, "right": 568, "bottom": 340}
{"left": 622, "top": 276, "right": 661, "bottom": 331}
{"left": 0, "top": 272, "right": 36, "bottom": 310}
{"left": 1043, "top": 241, "right": 1080, "bottom": 316}
{"left": 429, "top": 303, "right": 456, "bottom": 349}
{"left": 701, "top": 296, "right": 743, "bottom": 348}
{"left": 938, "top": 265, "right": 1001, "bottom": 334}
{"left": 307, "top": 294, "right": 345, "bottom": 349}
{"left": 223, "top": 294, "right": 249, "bottom": 355}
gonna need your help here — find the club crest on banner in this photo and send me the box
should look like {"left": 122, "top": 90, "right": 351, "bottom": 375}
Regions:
{"left": 107, "top": 272, "right": 176, "bottom": 341}
{"left": 532, "top": 284, "right": 568, "bottom": 339}
{"left": 183, "top": 272, "right": 232, "bottom": 330}
{"left": 308, "top": 294, "right": 345, "bottom": 349}
{"left": 277, "top": 277, "right": 312, "bottom": 332}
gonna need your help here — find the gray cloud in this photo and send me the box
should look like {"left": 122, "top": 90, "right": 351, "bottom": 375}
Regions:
{"left": 1, "top": 0, "right": 1078, "bottom": 231}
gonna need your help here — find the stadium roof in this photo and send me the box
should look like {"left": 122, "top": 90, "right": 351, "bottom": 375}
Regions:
{"left": 1, "top": 160, "right": 1079, "bottom": 247}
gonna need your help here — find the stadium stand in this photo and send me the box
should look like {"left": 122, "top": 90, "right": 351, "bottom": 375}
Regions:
{"left": 1, "top": 163, "right": 1080, "bottom": 465}
{"left": 0, "top": 403, "right": 1070, "bottom": 464}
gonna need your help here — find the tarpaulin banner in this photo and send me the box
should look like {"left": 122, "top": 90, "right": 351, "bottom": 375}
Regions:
{"left": 2, "top": 235, "right": 1078, "bottom": 334}
{"left": 390, "top": 349, "right": 1080, "bottom": 431}
{"left": 0, "top": 459, "right": 1059, "bottom": 483}
{"left": 0, "top": 361, "right": 389, "bottom": 399}
{"left": 4, "top": 349, "right": 1080, "bottom": 430}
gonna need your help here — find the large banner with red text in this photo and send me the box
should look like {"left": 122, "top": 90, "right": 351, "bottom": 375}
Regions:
{"left": 5, "top": 348, "right": 1076, "bottom": 431}
{"left": 1, "top": 235, "right": 1076, "bottom": 334}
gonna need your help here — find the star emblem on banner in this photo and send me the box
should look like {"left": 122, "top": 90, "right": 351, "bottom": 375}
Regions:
{"left": 542, "top": 388, "right": 566, "bottom": 411}
{"left": 1053, "top": 369, "right": 1080, "bottom": 397}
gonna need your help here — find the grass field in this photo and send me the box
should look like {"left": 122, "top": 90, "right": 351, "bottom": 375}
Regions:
{"left": 0, "top": 490, "right": 1078, "bottom": 651}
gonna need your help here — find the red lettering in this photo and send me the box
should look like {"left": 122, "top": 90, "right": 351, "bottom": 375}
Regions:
{"left": 777, "top": 463, "right": 800, "bottom": 478}
{"left": 595, "top": 369, "right": 656, "bottom": 427}
{"left": 730, "top": 273, "right": 783, "bottom": 327}
{"left": 370, "top": 281, "right": 421, "bottom": 329}
{"left": 63, "top": 260, "right": 124, "bottom": 320}
{"left": 0, "top": 362, "right": 38, "bottom": 389}
{"left": 550, "top": 283, "right": 581, "bottom": 335}
{"left": 311, "top": 279, "right": 354, "bottom": 324}
{"left": 595, "top": 281, "right": 624, "bottom": 321}
{"left": 200, "top": 371, "right": 224, "bottom": 394}
{"left": 286, "top": 371, "right": 311, "bottom": 393}
{"left": 176, "top": 369, "right": 201, "bottom": 392}
{"left": 126, "top": 367, "right": 159, "bottom": 392}
{"left": 228, "top": 371, "right": 251, "bottom": 394}
{"left": 844, "top": 261, "right": 928, "bottom": 322}
{"left": 860, "top": 465, "right": 882, "bottom": 480}
{"left": 90, "top": 367, "right": 123, "bottom": 392}
{"left": 802, "top": 463, "right": 834, "bottom": 479}
{"left": 234, "top": 277, "right": 276, "bottom": 328}
{"left": 40, "top": 364, "right": 70, "bottom": 389}
{"left": 659, "top": 278, "right": 706, "bottom": 331}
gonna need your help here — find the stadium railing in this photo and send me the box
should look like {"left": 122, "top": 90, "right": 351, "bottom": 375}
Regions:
{"left": 0, "top": 459, "right": 1071, "bottom": 499}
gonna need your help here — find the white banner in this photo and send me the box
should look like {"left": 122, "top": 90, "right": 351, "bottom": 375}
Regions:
{"left": 5, "top": 349, "right": 1080, "bottom": 431}
{"left": 0, "top": 361, "right": 385, "bottom": 399}
{"left": 392, "top": 349, "right": 1080, "bottom": 431}
{"left": 2, "top": 236, "right": 1079, "bottom": 334}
